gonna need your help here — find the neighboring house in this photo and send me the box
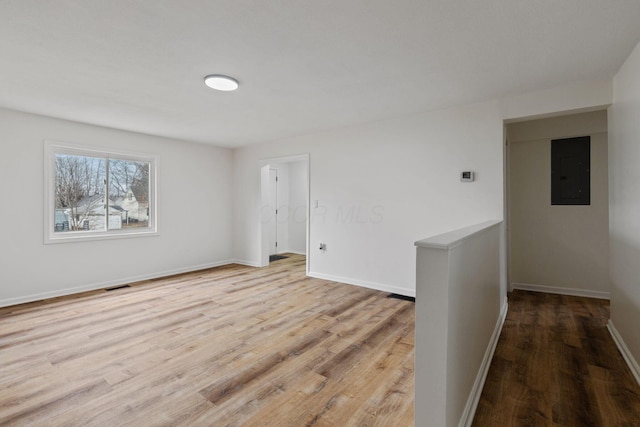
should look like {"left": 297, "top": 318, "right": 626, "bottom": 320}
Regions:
{"left": 113, "top": 185, "right": 149, "bottom": 225}
{"left": 65, "top": 194, "right": 123, "bottom": 231}
{"left": 57, "top": 185, "right": 148, "bottom": 232}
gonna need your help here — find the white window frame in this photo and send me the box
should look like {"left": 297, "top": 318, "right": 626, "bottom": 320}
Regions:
{"left": 44, "top": 140, "right": 159, "bottom": 244}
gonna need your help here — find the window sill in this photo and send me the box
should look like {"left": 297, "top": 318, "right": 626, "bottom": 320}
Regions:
{"left": 44, "top": 228, "right": 159, "bottom": 244}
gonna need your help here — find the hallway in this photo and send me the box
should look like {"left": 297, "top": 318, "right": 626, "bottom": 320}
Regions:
{"left": 473, "top": 291, "right": 640, "bottom": 426}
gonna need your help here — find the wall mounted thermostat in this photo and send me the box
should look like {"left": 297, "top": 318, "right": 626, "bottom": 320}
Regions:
{"left": 461, "top": 171, "right": 475, "bottom": 182}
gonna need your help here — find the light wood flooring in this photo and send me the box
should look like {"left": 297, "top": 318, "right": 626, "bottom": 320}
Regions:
{"left": 473, "top": 290, "right": 640, "bottom": 426}
{"left": 0, "top": 254, "right": 415, "bottom": 426}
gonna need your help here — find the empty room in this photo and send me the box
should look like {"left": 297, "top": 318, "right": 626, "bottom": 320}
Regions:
{"left": 1, "top": 1, "right": 640, "bottom": 426}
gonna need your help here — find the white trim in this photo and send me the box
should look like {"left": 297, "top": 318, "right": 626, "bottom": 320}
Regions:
{"left": 45, "top": 228, "right": 161, "bottom": 244}
{"left": 287, "top": 250, "right": 307, "bottom": 256}
{"left": 231, "top": 259, "right": 262, "bottom": 268}
{"left": 307, "top": 271, "right": 415, "bottom": 297}
{"left": 511, "top": 282, "right": 609, "bottom": 300}
{"left": 44, "top": 139, "right": 159, "bottom": 244}
{"left": 258, "top": 153, "right": 309, "bottom": 164}
{"left": 608, "top": 320, "right": 640, "bottom": 386}
{"left": 459, "top": 297, "right": 508, "bottom": 427}
{"left": 0, "top": 260, "right": 234, "bottom": 308}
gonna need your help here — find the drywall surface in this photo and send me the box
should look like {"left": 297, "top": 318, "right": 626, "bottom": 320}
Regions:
{"left": 233, "top": 100, "right": 505, "bottom": 295}
{"left": 415, "top": 221, "right": 503, "bottom": 426}
{"left": 500, "top": 79, "right": 612, "bottom": 122}
{"left": 609, "top": 39, "right": 640, "bottom": 375}
{"left": 0, "top": 108, "right": 233, "bottom": 306}
{"left": 508, "top": 111, "right": 610, "bottom": 296}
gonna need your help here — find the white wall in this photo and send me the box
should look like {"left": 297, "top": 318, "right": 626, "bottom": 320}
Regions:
{"left": 0, "top": 108, "right": 233, "bottom": 306}
{"left": 609, "top": 39, "right": 640, "bottom": 379}
{"left": 508, "top": 111, "right": 610, "bottom": 297}
{"left": 233, "top": 100, "right": 505, "bottom": 296}
{"left": 415, "top": 221, "right": 504, "bottom": 427}
{"left": 0, "top": 77, "right": 617, "bottom": 304}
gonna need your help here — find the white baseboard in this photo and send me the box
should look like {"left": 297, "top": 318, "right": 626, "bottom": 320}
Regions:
{"left": 231, "top": 259, "right": 262, "bottom": 268}
{"left": 0, "top": 259, "right": 236, "bottom": 308}
{"left": 511, "top": 282, "right": 610, "bottom": 300}
{"left": 286, "top": 250, "right": 307, "bottom": 255}
{"left": 459, "top": 296, "right": 508, "bottom": 427}
{"left": 307, "top": 271, "right": 415, "bottom": 298}
{"left": 607, "top": 320, "right": 640, "bottom": 386}
{"left": 231, "top": 253, "right": 306, "bottom": 268}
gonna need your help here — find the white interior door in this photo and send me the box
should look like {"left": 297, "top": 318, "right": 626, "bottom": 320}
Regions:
{"left": 269, "top": 168, "right": 278, "bottom": 256}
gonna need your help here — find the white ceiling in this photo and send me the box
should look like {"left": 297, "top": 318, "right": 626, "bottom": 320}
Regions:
{"left": 2, "top": 0, "right": 640, "bottom": 147}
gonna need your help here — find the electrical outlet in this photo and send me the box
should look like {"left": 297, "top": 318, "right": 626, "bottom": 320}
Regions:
{"left": 461, "top": 171, "right": 475, "bottom": 182}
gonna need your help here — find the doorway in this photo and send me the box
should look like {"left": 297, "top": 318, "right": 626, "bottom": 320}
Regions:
{"left": 259, "top": 154, "right": 310, "bottom": 271}
{"left": 505, "top": 110, "right": 609, "bottom": 298}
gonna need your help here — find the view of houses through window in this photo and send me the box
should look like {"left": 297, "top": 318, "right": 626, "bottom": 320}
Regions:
{"left": 54, "top": 152, "right": 151, "bottom": 234}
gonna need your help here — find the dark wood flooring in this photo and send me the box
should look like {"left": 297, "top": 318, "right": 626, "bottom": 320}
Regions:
{"left": 473, "top": 290, "right": 640, "bottom": 427}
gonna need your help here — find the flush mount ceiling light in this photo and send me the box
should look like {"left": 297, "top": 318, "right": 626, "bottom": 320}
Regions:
{"left": 204, "top": 74, "right": 239, "bottom": 91}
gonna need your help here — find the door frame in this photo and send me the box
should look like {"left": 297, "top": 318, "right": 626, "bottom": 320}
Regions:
{"left": 268, "top": 167, "right": 278, "bottom": 256}
{"left": 259, "top": 154, "right": 310, "bottom": 273}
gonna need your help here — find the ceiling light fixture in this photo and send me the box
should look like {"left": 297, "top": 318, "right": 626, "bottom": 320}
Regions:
{"left": 204, "top": 74, "right": 239, "bottom": 91}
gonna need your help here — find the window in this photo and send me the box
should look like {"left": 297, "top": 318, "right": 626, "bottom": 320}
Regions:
{"left": 551, "top": 136, "right": 590, "bottom": 205}
{"left": 45, "top": 141, "right": 158, "bottom": 243}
